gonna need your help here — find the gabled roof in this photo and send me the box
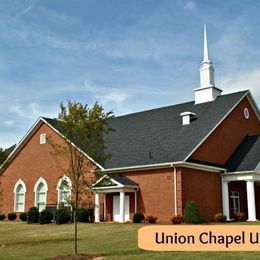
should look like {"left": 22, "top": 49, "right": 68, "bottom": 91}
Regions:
{"left": 103, "top": 90, "right": 250, "bottom": 168}
{"left": 2, "top": 90, "right": 257, "bottom": 173}
{"left": 92, "top": 175, "right": 139, "bottom": 189}
{"left": 226, "top": 135, "right": 260, "bottom": 172}
{"left": 0, "top": 117, "right": 104, "bottom": 172}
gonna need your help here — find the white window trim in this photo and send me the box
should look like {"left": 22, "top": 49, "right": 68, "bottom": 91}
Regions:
{"left": 13, "top": 179, "right": 26, "bottom": 213}
{"left": 34, "top": 177, "right": 48, "bottom": 210}
{"left": 57, "top": 175, "right": 72, "bottom": 205}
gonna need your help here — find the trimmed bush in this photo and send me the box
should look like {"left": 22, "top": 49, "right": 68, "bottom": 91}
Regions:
{"left": 0, "top": 214, "right": 6, "bottom": 221}
{"left": 39, "top": 209, "right": 53, "bottom": 224}
{"left": 214, "top": 213, "right": 227, "bottom": 223}
{"left": 27, "top": 207, "right": 39, "bottom": 223}
{"left": 19, "top": 212, "right": 28, "bottom": 222}
{"left": 133, "top": 213, "right": 145, "bottom": 223}
{"left": 77, "top": 208, "right": 94, "bottom": 223}
{"left": 145, "top": 215, "right": 158, "bottom": 224}
{"left": 55, "top": 207, "right": 71, "bottom": 225}
{"left": 171, "top": 214, "right": 183, "bottom": 224}
{"left": 234, "top": 212, "right": 246, "bottom": 222}
{"left": 8, "top": 212, "right": 17, "bottom": 221}
{"left": 183, "top": 201, "right": 202, "bottom": 224}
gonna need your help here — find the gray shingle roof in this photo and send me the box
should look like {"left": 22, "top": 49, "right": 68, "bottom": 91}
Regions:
{"left": 112, "top": 175, "right": 139, "bottom": 186}
{"left": 226, "top": 135, "right": 260, "bottom": 172}
{"left": 103, "top": 91, "right": 248, "bottom": 168}
{"left": 44, "top": 91, "right": 248, "bottom": 169}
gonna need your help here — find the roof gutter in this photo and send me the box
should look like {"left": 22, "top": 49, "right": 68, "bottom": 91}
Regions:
{"left": 102, "top": 161, "right": 226, "bottom": 174}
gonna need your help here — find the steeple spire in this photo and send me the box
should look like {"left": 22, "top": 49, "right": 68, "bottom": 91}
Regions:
{"left": 203, "top": 24, "right": 210, "bottom": 62}
{"left": 193, "top": 25, "right": 222, "bottom": 104}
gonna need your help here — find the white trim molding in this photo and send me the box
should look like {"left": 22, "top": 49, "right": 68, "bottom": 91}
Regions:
{"left": 13, "top": 179, "right": 26, "bottom": 213}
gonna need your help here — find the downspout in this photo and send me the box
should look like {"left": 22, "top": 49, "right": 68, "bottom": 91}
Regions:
{"left": 171, "top": 164, "right": 178, "bottom": 215}
{"left": 135, "top": 187, "right": 140, "bottom": 214}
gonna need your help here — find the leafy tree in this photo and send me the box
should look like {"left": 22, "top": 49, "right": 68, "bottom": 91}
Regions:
{"left": 50, "top": 100, "right": 114, "bottom": 255}
{"left": 0, "top": 148, "right": 8, "bottom": 166}
{"left": 0, "top": 147, "right": 11, "bottom": 209}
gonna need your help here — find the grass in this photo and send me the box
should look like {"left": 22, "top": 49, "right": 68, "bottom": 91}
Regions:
{"left": 0, "top": 222, "right": 260, "bottom": 259}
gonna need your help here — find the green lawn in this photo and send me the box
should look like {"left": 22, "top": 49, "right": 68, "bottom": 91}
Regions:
{"left": 0, "top": 222, "right": 260, "bottom": 259}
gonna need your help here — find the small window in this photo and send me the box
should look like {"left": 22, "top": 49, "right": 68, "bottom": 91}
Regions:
{"left": 244, "top": 108, "right": 249, "bottom": 119}
{"left": 230, "top": 191, "right": 240, "bottom": 215}
{"left": 40, "top": 134, "right": 46, "bottom": 144}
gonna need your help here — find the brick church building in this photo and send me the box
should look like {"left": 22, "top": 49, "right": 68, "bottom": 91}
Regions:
{"left": 1, "top": 27, "right": 260, "bottom": 223}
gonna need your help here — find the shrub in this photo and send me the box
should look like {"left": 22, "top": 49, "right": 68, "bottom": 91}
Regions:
{"left": 55, "top": 207, "right": 71, "bottom": 225}
{"left": 19, "top": 212, "right": 28, "bottom": 222}
{"left": 77, "top": 208, "right": 94, "bottom": 223}
{"left": 8, "top": 212, "right": 17, "bottom": 221}
{"left": 233, "top": 212, "right": 246, "bottom": 222}
{"left": 145, "top": 215, "right": 158, "bottom": 224}
{"left": 214, "top": 213, "right": 227, "bottom": 223}
{"left": 183, "top": 201, "right": 202, "bottom": 224}
{"left": 0, "top": 214, "right": 6, "bottom": 221}
{"left": 171, "top": 214, "right": 183, "bottom": 224}
{"left": 27, "top": 207, "right": 39, "bottom": 223}
{"left": 39, "top": 209, "right": 53, "bottom": 224}
{"left": 133, "top": 213, "right": 145, "bottom": 223}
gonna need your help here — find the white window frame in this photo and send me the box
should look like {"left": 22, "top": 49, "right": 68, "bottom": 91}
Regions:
{"left": 57, "top": 175, "right": 72, "bottom": 206}
{"left": 34, "top": 177, "right": 48, "bottom": 211}
{"left": 13, "top": 179, "right": 26, "bottom": 212}
{"left": 40, "top": 133, "right": 46, "bottom": 144}
{"left": 230, "top": 191, "right": 240, "bottom": 214}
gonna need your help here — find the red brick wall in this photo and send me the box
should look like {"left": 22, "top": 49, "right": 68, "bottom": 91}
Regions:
{"left": 0, "top": 121, "right": 95, "bottom": 215}
{"left": 121, "top": 168, "right": 175, "bottom": 223}
{"left": 180, "top": 167, "right": 222, "bottom": 221}
{"left": 191, "top": 96, "right": 260, "bottom": 165}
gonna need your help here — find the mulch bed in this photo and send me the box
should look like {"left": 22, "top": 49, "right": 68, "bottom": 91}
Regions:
{"left": 52, "top": 254, "right": 105, "bottom": 260}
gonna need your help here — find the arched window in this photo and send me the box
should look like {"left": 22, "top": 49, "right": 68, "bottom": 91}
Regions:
{"left": 34, "top": 177, "right": 48, "bottom": 212}
{"left": 57, "top": 176, "right": 72, "bottom": 206}
{"left": 13, "top": 179, "right": 26, "bottom": 212}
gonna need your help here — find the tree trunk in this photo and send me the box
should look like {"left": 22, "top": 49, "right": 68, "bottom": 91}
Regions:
{"left": 74, "top": 207, "right": 78, "bottom": 255}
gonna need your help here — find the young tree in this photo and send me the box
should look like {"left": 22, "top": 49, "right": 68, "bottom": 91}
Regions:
{"left": 50, "top": 100, "right": 114, "bottom": 255}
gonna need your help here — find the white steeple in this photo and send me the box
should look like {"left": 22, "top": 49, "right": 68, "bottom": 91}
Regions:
{"left": 194, "top": 25, "right": 222, "bottom": 104}
{"left": 203, "top": 24, "right": 210, "bottom": 62}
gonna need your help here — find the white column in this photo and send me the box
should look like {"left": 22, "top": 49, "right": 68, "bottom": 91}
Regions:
{"left": 246, "top": 180, "right": 257, "bottom": 221}
{"left": 222, "top": 180, "right": 230, "bottom": 221}
{"left": 119, "top": 191, "right": 125, "bottom": 223}
{"left": 103, "top": 193, "right": 106, "bottom": 221}
{"left": 94, "top": 192, "right": 100, "bottom": 223}
{"left": 134, "top": 191, "right": 137, "bottom": 214}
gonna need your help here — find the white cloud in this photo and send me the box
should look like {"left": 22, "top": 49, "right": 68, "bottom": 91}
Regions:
{"left": 9, "top": 102, "right": 48, "bottom": 119}
{"left": 84, "top": 81, "right": 133, "bottom": 105}
{"left": 13, "top": 4, "right": 33, "bottom": 19}
{"left": 2, "top": 120, "right": 15, "bottom": 126}
{"left": 184, "top": 1, "right": 196, "bottom": 10}
{"left": 219, "top": 68, "right": 260, "bottom": 104}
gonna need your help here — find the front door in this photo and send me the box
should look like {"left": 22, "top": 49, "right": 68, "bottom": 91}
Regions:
{"left": 113, "top": 195, "right": 130, "bottom": 222}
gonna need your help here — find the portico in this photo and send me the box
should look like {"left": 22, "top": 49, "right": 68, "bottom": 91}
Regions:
{"left": 92, "top": 175, "right": 139, "bottom": 223}
{"left": 222, "top": 171, "right": 260, "bottom": 221}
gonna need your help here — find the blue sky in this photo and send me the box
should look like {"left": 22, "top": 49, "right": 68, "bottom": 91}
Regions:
{"left": 1, "top": 0, "right": 260, "bottom": 148}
